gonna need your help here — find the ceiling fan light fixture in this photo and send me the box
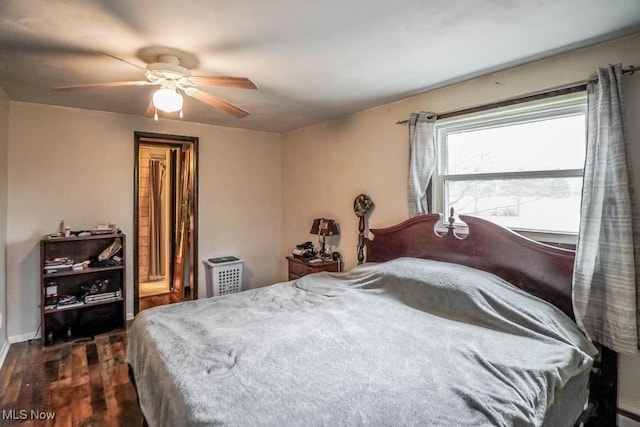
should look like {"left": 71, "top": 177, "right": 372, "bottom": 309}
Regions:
{"left": 153, "top": 88, "right": 183, "bottom": 113}
{"left": 53, "top": 49, "right": 254, "bottom": 118}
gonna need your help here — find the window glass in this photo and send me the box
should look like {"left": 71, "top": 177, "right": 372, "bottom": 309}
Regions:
{"left": 446, "top": 114, "right": 586, "bottom": 174}
{"left": 435, "top": 94, "right": 587, "bottom": 235}
{"left": 446, "top": 177, "right": 583, "bottom": 233}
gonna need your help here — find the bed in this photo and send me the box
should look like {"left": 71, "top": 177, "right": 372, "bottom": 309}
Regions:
{"left": 127, "top": 205, "right": 615, "bottom": 426}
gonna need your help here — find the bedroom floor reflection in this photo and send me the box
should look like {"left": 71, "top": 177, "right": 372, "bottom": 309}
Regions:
{"left": 138, "top": 287, "right": 192, "bottom": 312}
{"left": 139, "top": 278, "right": 170, "bottom": 297}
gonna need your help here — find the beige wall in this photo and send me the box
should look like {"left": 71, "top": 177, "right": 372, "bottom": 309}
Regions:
{"left": 2, "top": 31, "right": 639, "bottom": 415}
{"left": 6, "top": 102, "right": 281, "bottom": 340}
{"left": 281, "top": 33, "right": 640, "bottom": 414}
{"left": 0, "top": 86, "right": 9, "bottom": 356}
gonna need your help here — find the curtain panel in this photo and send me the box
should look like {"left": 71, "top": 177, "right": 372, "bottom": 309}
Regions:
{"left": 573, "top": 63, "right": 639, "bottom": 354}
{"left": 407, "top": 112, "right": 437, "bottom": 216}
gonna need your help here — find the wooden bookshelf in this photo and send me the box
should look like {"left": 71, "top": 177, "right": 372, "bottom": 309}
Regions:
{"left": 40, "top": 233, "right": 126, "bottom": 346}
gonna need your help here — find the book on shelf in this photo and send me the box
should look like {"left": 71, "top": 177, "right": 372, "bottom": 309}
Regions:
{"left": 44, "top": 257, "right": 74, "bottom": 273}
{"left": 72, "top": 261, "right": 90, "bottom": 271}
{"left": 84, "top": 290, "right": 121, "bottom": 303}
{"left": 45, "top": 257, "right": 73, "bottom": 266}
{"left": 57, "top": 295, "right": 82, "bottom": 308}
{"left": 44, "top": 265, "right": 73, "bottom": 273}
{"left": 56, "top": 301, "right": 84, "bottom": 309}
{"left": 90, "top": 229, "right": 113, "bottom": 235}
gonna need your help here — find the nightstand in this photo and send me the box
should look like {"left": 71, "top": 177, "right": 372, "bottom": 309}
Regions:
{"left": 286, "top": 256, "right": 340, "bottom": 280}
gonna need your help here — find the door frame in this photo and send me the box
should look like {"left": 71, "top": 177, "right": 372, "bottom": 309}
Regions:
{"left": 133, "top": 131, "right": 199, "bottom": 315}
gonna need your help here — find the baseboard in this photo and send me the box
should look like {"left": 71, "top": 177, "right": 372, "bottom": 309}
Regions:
{"left": 0, "top": 340, "right": 10, "bottom": 370}
{"left": 9, "top": 313, "right": 135, "bottom": 343}
{"left": 619, "top": 413, "right": 640, "bottom": 427}
{"left": 619, "top": 407, "right": 640, "bottom": 424}
{"left": 620, "top": 403, "right": 640, "bottom": 420}
{"left": 8, "top": 330, "right": 39, "bottom": 343}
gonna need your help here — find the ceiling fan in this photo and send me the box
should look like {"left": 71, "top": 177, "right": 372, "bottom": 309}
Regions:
{"left": 54, "top": 51, "right": 257, "bottom": 120}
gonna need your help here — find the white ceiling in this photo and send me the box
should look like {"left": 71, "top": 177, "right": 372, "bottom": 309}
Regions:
{"left": 1, "top": 1, "right": 639, "bottom": 133}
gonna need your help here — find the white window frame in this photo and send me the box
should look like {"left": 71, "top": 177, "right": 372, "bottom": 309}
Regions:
{"left": 433, "top": 93, "right": 587, "bottom": 242}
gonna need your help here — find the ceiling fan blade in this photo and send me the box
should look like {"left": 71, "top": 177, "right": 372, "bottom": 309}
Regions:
{"left": 145, "top": 100, "right": 156, "bottom": 118}
{"left": 185, "top": 88, "right": 249, "bottom": 118}
{"left": 98, "top": 52, "right": 149, "bottom": 72}
{"left": 53, "top": 81, "right": 150, "bottom": 90}
{"left": 189, "top": 76, "right": 257, "bottom": 89}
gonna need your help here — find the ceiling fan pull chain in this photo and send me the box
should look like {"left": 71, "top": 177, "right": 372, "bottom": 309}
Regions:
{"left": 154, "top": 108, "right": 158, "bottom": 122}
{"left": 180, "top": 109, "right": 183, "bottom": 119}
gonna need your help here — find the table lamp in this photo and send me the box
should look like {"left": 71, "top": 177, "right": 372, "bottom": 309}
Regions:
{"left": 310, "top": 218, "right": 339, "bottom": 256}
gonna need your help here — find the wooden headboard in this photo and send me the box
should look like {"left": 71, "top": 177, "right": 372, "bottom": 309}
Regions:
{"left": 358, "top": 212, "right": 576, "bottom": 319}
{"left": 355, "top": 204, "right": 618, "bottom": 425}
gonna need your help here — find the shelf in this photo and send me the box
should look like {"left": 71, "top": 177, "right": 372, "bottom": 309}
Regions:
{"left": 43, "top": 265, "right": 124, "bottom": 278}
{"left": 43, "top": 297, "right": 124, "bottom": 314}
{"left": 40, "top": 327, "right": 127, "bottom": 350}
{"left": 40, "top": 233, "right": 126, "bottom": 347}
{"left": 42, "top": 233, "right": 122, "bottom": 243}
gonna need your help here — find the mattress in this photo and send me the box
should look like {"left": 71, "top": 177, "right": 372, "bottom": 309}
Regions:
{"left": 128, "top": 257, "right": 597, "bottom": 426}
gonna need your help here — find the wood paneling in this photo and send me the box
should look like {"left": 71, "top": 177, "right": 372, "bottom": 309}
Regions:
{"left": 138, "top": 148, "right": 150, "bottom": 283}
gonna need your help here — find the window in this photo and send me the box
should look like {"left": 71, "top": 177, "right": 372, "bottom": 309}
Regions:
{"left": 433, "top": 93, "right": 587, "bottom": 235}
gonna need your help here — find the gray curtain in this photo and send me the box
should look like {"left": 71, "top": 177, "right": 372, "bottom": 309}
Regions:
{"left": 408, "top": 112, "right": 437, "bottom": 216}
{"left": 149, "top": 159, "right": 165, "bottom": 280}
{"left": 573, "top": 63, "right": 639, "bottom": 354}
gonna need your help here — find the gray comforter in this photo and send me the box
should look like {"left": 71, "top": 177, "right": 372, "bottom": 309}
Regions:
{"left": 127, "top": 257, "right": 597, "bottom": 427}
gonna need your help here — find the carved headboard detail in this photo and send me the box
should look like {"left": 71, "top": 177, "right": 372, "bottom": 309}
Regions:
{"left": 357, "top": 208, "right": 575, "bottom": 319}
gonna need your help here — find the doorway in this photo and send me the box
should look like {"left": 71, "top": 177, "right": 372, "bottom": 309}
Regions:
{"left": 134, "top": 132, "right": 198, "bottom": 314}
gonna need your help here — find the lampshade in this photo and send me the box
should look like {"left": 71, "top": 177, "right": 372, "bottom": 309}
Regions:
{"left": 153, "top": 88, "right": 184, "bottom": 113}
{"left": 310, "top": 218, "right": 340, "bottom": 236}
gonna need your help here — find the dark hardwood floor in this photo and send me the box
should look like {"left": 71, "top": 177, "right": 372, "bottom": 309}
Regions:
{"left": 0, "top": 332, "right": 142, "bottom": 426}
